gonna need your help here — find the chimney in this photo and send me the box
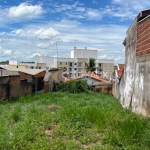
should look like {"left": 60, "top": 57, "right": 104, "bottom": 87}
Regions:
{"left": 85, "top": 47, "right": 87, "bottom": 50}
{"left": 74, "top": 47, "right": 76, "bottom": 49}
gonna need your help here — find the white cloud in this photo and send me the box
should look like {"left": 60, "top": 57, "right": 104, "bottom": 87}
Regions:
{"left": 35, "top": 28, "right": 60, "bottom": 39}
{"left": 12, "top": 27, "right": 60, "bottom": 39}
{"left": 86, "top": 9, "right": 102, "bottom": 20}
{"left": 0, "top": 47, "right": 12, "bottom": 57}
{"left": 36, "top": 42, "right": 50, "bottom": 49}
{"left": 8, "top": 3, "right": 43, "bottom": 19}
{"left": 0, "top": 3, "right": 43, "bottom": 26}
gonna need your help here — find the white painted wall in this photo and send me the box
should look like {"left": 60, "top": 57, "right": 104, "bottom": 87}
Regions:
{"left": 97, "top": 59, "right": 114, "bottom": 63}
{"left": 35, "top": 56, "right": 54, "bottom": 69}
{"left": 71, "top": 48, "right": 98, "bottom": 59}
{"left": 9, "top": 60, "right": 20, "bottom": 65}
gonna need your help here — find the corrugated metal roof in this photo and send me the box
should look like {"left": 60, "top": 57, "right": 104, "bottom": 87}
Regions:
{"left": 5, "top": 68, "right": 46, "bottom": 75}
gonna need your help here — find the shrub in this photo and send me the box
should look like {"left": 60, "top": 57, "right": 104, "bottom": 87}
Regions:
{"left": 57, "top": 79, "right": 89, "bottom": 93}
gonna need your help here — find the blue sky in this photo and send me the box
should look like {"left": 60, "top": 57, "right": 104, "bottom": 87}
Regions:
{"left": 0, "top": 0, "right": 149, "bottom": 64}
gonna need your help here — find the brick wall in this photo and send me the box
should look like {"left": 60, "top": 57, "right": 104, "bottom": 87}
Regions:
{"left": 10, "top": 82, "right": 33, "bottom": 98}
{"left": 0, "top": 84, "right": 10, "bottom": 99}
{"left": 136, "top": 17, "right": 150, "bottom": 56}
{"left": 20, "top": 72, "right": 32, "bottom": 80}
{"left": 0, "top": 76, "right": 33, "bottom": 100}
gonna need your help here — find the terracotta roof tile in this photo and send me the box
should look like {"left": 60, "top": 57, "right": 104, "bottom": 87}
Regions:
{"left": 74, "top": 73, "right": 108, "bottom": 83}
{"left": 116, "top": 64, "right": 124, "bottom": 78}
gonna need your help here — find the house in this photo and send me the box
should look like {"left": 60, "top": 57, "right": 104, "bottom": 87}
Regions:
{"left": 117, "top": 9, "right": 150, "bottom": 116}
{"left": 0, "top": 69, "right": 29, "bottom": 99}
{"left": 74, "top": 73, "right": 112, "bottom": 94}
{"left": 43, "top": 69, "right": 64, "bottom": 92}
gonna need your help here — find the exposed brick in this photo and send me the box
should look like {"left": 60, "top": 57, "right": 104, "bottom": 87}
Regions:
{"left": 136, "top": 18, "right": 150, "bottom": 57}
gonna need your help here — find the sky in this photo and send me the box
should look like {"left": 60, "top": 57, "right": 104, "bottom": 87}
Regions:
{"left": 0, "top": 0, "right": 149, "bottom": 64}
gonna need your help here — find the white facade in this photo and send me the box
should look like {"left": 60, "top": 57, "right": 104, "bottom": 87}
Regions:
{"left": 34, "top": 47, "right": 114, "bottom": 78}
{"left": 9, "top": 60, "right": 20, "bottom": 65}
{"left": 35, "top": 56, "right": 54, "bottom": 69}
{"left": 71, "top": 47, "right": 98, "bottom": 59}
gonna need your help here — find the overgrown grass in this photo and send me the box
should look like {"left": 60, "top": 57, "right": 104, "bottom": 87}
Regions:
{"left": 0, "top": 92, "right": 150, "bottom": 149}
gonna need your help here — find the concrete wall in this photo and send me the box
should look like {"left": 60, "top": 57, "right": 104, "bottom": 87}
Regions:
{"left": 117, "top": 16, "right": 150, "bottom": 116}
{"left": 71, "top": 48, "right": 98, "bottom": 59}
{"left": 93, "top": 82, "right": 112, "bottom": 94}
{"left": 35, "top": 56, "right": 54, "bottom": 69}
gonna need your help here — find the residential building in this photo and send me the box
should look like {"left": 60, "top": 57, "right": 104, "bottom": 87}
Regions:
{"left": 96, "top": 59, "right": 114, "bottom": 78}
{"left": 35, "top": 56, "right": 54, "bottom": 69}
{"left": 9, "top": 60, "right": 35, "bottom": 69}
{"left": 35, "top": 47, "right": 114, "bottom": 78}
{"left": 71, "top": 47, "right": 98, "bottom": 59}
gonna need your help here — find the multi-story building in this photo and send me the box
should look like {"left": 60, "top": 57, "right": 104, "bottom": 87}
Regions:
{"left": 96, "top": 59, "right": 114, "bottom": 77}
{"left": 34, "top": 47, "right": 114, "bottom": 78}
{"left": 8, "top": 47, "right": 114, "bottom": 78}
{"left": 71, "top": 47, "right": 98, "bottom": 59}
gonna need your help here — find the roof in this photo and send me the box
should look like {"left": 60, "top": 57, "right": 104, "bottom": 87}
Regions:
{"left": 118, "top": 64, "right": 124, "bottom": 71}
{"left": 75, "top": 73, "right": 108, "bottom": 83}
{"left": 137, "top": 9, "right": 150, "bottom": 22}
{"left": 5, "top": 68, "right": 46, "bottom": 75}
{"left": 116, "top": 64, "right": 124, "bottom": 78}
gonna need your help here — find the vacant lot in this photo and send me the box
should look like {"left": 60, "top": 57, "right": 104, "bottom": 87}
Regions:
{"left": 0, "top": 92, "right": 150, "bottom": 150}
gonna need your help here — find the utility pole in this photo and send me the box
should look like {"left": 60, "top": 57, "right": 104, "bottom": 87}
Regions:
{"left": 0, "top": 69, "right": 2, "bottom": 85}
{"left": 56, "top": 41, "right": 58, "bottom": 68}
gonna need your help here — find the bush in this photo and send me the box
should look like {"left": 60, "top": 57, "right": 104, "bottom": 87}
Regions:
{"left": 57, "top": 79, "right": 89, "bottom": 93}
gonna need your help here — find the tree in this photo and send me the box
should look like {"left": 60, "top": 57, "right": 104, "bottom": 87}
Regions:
{"left": 85, "top": 58, "right": 96, "bottom": 73}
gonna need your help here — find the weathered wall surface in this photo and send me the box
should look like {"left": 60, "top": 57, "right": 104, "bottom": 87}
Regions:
{"left": 115, "top": 71, "right": 125, "bottom": 106}
{"left": 93, "top": 82, "right": 112, "bottom": 94}
{"left": 117, "top": 16, "right": 150, "bottom": 116}
{"left": 121, "top": 19, "right": 137, "bottom": 109}
{"left": 0, "top": 84, "right": 10, "bottom": 99}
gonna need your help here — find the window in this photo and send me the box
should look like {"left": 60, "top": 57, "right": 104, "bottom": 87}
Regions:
{"left": 74, "top": 68, "right": 76, "bottom": 70}
{"left": 60, "top": 62, "right": 62, "bottom": 65}
{"left": 99, "top": 63, "right": 103, "bottom": 67}
{"left": 78, "top": 68, "right": 82, "bottom": 72}
{"left": 69, "top": 63, "right": 72, "bottom": 66}
{"left": 78, "top": 62, "right": 82, "bottom": 67}
{"left": 69, "top": 68, "right": 72, "bottom": 71}
{"left": 66, "top": 62, "right": 67, "bottom": 65}
{"left": 39, "top": 67, "right": 41, "bottom": 69}
{"left": 75, "top": 63, "right": 77, "bottom": 65}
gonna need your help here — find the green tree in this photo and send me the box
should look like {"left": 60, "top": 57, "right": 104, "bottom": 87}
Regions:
{"left": 85, "top": 58, "right": 96, "bottom": 73}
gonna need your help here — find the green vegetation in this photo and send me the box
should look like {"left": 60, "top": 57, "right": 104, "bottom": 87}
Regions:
{"left": 0, "top": 92, "right": 150, "bottom": 150}
{"left": 114, "top": 65, "right": 118, "bottom": 70}
{"left": 85, "top": 58, "right": 96, "bottom": 73}
{"left": 0, "top": 60, "right": 9, "bottom": 65}
{"left": 57, "top": 79, "right": 89, "bottom": 93}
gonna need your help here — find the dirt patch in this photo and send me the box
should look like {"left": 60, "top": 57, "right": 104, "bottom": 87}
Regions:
{"left": 83, "top": 140, "right": 101, "bottom": 149}
{"left": 45, "top": 124, "right": 59, "bottom": 136}
{"left": 46, "top": 105, "right": 61, "bottom": 111}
